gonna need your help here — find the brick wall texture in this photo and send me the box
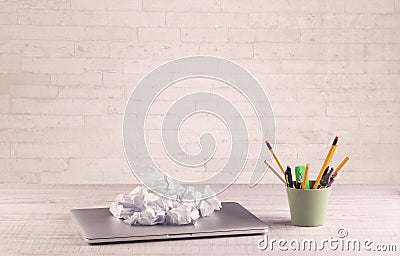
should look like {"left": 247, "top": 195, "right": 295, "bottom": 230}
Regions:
{"left": 0, "top": 0, "right": 399, "bottom": 184}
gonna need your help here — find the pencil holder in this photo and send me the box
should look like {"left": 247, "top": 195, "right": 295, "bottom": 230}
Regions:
{"left": 286, "top": 181, "right": 331, "bottom": 227}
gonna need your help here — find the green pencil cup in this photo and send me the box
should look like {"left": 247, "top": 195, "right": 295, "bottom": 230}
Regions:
{"left": 286, "top": 181, "right": 331, "bottom": 227}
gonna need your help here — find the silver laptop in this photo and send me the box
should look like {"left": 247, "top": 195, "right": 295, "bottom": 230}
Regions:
{"left": 70, "top": 202, "right": 268, "bottom": 244}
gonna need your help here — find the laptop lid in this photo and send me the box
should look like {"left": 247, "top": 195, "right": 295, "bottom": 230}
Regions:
{"left": 70, "top": 202, "right": 268, "bottom": 244}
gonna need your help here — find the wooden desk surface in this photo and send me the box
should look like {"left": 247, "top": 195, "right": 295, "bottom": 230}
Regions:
{"left": 0, "top": 184, "right": 399, "bottom": 255}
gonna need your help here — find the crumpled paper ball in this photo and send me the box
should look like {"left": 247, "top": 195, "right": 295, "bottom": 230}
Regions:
{"left": 109, "top": 185, "right": 221, "bottom": 225}
{"left": 109, "top": 165, "right": 222, "bottom": 225}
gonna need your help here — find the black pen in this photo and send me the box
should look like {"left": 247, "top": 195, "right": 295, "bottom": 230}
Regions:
{"left": 318, "top": 166, "right": 330, "bottom": 188}
{"left": 286, "top": 165, "right": 293, "bottom": 188}
{"left": 320, "top": 167, "right": 334, "bottom": 188}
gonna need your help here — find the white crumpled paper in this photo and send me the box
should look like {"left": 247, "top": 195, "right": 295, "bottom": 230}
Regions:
{"left": 109, "top": 167, "right": 222, "bottom": 225}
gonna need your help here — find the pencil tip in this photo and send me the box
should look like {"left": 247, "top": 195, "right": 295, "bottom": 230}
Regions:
{"left": 265, "top": 140, "right": 272, "bottom": 149}
{"left": 332, "top": 135, "right": 339, "bottom": 145}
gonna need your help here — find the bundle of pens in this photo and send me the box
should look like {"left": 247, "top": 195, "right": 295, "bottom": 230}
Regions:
{"left": 264, "top": 136, "right": 350, "bottom": 190}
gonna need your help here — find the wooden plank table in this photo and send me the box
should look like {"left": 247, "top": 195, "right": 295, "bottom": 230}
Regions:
{"left": 0, "top": 184, "right": 399, "bottom": 255}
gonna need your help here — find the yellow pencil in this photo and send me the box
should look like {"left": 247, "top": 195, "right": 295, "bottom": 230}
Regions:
{"left": 264, "top": 160, "right": 286, "bottom": 185}
{"left": 313, "top": 136, "right": 339, "bottom": 189}
{"left": 302, "top": 164, "right": 310, "bottom": 190}
{"left": 265, "top": 140, "right": 285, "bottom": 175}
{"left": 332, "top": 156, "right": 350, "bottom": 177}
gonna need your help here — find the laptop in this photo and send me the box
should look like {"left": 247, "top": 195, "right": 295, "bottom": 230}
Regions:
{"left": 70, "top": 202, "right": 268, "bottom": 244}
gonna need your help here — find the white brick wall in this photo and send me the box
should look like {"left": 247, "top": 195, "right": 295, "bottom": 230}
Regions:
{"left": 0, "top": 0, "right": 399, "bottom": 185}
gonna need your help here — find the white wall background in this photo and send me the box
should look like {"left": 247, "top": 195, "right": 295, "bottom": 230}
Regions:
{"left": 0, "top": 0, "right": 399, "bottom": 184}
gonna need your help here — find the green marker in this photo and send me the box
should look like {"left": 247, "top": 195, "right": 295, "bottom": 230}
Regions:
{"left": 295, "top": 166, "right": 309, "bottom": 189}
